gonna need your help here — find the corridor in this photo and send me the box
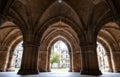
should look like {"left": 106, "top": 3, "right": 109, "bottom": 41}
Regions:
{"left": 0, "top": 72, "right": 120, "bottom": 77}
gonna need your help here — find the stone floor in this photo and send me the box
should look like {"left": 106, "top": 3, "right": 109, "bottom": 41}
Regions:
{"left": 0, "top": 72, "right": 120, "bottom": 77}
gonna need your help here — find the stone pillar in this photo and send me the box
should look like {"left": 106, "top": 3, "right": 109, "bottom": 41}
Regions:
{"left": 69, "top": 51, "right": 72, "bottom": 72}
{"left": 105, "top": 51, "right": 113, "bottom": 72}
{"left": 0, "top": 51, "right": 9, "bottom": 71}
{"left": 38, "top": 51, "right": 47, "bottom": 72}
{"left": 17, "top": 41, "right": 39, "bottom": 75}
{"left": 80, "top": 42, "right": 102, "bottom": 75}
{"left": 7, "top": 54, "right": 16, "bottom": 71}
{"left": 111, "top": 48, "right": 120, "bottom": 72}
{"left": 47, "top": 51, "right": 51, "bottom": 72}
{"left": 6, "top": 50, "right": 17, "bottom": 71}
{"left": 73, "top": 51, "right": 81, "bottom": 72}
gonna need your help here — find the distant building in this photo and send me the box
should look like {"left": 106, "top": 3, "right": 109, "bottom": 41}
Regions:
{"left": 14, "top": 42, "right": 23, "bottom": 68}
{"left": 51, "top": 40, "right": 70, "bottom": 68}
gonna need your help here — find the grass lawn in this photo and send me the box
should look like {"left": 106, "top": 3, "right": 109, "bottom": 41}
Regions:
{"left": 15, "top": 68, "right": 19, "bottom": 72}
{"left": 51, "top": 68, "right": 69, "bottom": 72}
{"left": 15, "top": 68, "right": 69, "bottom": 73}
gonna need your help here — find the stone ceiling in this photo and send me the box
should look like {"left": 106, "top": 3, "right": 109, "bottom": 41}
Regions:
{"left": 0, "top": 0, "right": 120, "bottom": 47}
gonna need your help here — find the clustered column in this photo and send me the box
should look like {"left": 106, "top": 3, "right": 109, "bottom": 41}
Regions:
{"left": 73, "top": 51, "right": 81, "bottom": 72}
{"left": 6, "top": 51, "right": 16, "bottom": 71}
{"left": 111, "top": 47, "right": 120, "bottom": 72}
{"left": 80, "top": 41, "right": 102, "bottom": 75}
{"left": 105, "top": 51, "right": 113, "bottom": 72}
{"left": 0, "top": 50, "right": 9, "bottom": 72}
{"left": 18, "top": 41, "right": 39, "bottom": 75}
{"left": 39, "top": 51, "right": 48, "bottom": 72}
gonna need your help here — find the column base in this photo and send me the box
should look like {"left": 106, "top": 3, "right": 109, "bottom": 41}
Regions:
{"left": 47, "top": 69, "right": 51, "bottom": 72}
{"left": 0, "top": 70, "right": 5, "bottom": 72}
{"left": 17, "top": 68, "right": 39, "bottom": 75}
{"left": 68, "top": 69, "right": 72, "bottom": 72}
{"left": 6, "top": 70, "right": 15, "bottom": 72}
{"left": 80, "top": 69, "right": 102, "bottom": 76}
{"left": 114, "top": 70, "right": 120, "bottom": 73}
{"left": 108, "top": 69, "right": 113, "bottom": 72}
{"left": 73, "top": 69, "right": 80, "bottom": 72}
{"left": 39, "top": 69, "right": 47, "bottom": 72}
{"left": 6, "top": 67, "right": 15, "bottom": 72}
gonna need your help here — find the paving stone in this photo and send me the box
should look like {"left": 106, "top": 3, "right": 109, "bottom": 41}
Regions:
{"left": 0, "top": 72, "right": 120, "bottom": 77}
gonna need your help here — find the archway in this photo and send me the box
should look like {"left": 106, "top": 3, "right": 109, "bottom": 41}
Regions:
{"left": 11, "top": 41, "right": 23, "bottom": 72}
{"left": 50, "top": 40, "right": 70, "bottom": 72}
{"left": 38, "top": 22, "right": 81, "bottom": 72}
{"left": 97, "top": 42, "right": 110, "bottom": 72}
{"left": 0, "top": 21, "right": 23, "bottom": 72}
{"left": 97, "top": 22, "right": 120, "bottom": 73}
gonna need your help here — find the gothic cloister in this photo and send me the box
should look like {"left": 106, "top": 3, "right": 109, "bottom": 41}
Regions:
{"left": 0, "top": 0, "right": 120, "bottom": 77}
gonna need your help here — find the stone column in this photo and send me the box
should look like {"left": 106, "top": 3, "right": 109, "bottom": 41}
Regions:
{"left": 80, "top": 42, "right": 102, "bottom": 75}
{"left": 6, "top": 50, "right": 17, "bottom": 71}
{"left": 7, "top": 54, "right": 16, "bottom": 71}
{"left": 73, "top": 51, "right": 81, "bottom": 72}
{"left": 111, "top": 48, "right": 120, "bottom": 72}
{"left": 38, "top": 51, "right": 47, "bottom": 72}
{"left": 69, "top": 51, "right": 72, "bottom": 72}
{"left": 47, "top": 51, "right": 50, "bottom": 72}
{"left": 0, "top": 50, "right": 9, "bottom": 72}
{"left": 17, "top": 41, "right": 39, "bottom": 75}
{"left": 105, "top": 51, "right": 113, "bottom": 72}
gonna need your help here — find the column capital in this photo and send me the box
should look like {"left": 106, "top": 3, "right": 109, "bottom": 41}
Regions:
{"left": 80, "top": 42, "right": 97, "bottom": 52}
{"left": 23, "top": 41, "right": 40, "bottom": 47}
{"left": 80, "top": 41, "right": 96, "bottom": 46}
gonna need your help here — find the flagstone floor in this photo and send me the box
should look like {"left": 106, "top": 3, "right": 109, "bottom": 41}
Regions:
{"left": 0, "top": 72, "right": 120, "bottom": 77}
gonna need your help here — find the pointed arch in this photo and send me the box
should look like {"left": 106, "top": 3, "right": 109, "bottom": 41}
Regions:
{"left": 34, "top": 1, "right": 85, "bottom": 41}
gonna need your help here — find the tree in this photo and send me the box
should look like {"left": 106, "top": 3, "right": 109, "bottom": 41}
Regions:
{"left": 50, "top": 51, "right": 60, "bottom": 68}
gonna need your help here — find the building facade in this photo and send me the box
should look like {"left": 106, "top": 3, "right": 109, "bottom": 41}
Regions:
{"left": 51, "top": 40, "right": 70, "bottom": 69}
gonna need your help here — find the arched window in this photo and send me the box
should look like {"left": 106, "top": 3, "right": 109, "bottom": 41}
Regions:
{"left": 50, "top": 40, "right": 70, "bottom": 72}
{"left": 97, "top": 42, "right": 109, "bottom": 72}
{"left": 13, "top": 41, "right": 23, "bottom": 72}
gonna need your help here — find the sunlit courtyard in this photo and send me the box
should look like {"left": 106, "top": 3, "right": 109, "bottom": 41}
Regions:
{"left": 51, "top": 68, "right": 69, "bottom": 72}
{"left": 50, "top": 40, "right": 70, "bottom": 72}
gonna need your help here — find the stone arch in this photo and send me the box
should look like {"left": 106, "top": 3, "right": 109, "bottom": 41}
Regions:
{"left": 34, "top": 1, "right": 85, "bottom": 42}
{"left": 97, "top": 35, "right": 118, "bottom": 72}
{"left": 95, "top": 16, "right": 114, "bottom": 36}
{"left": 97, "top": 22, "right": 120, "bottom": 51}
{"left": 0, "top": 21, "right": 23, "bottom": 71}
{"left": 0, "top": 21, "right": 22, "bottom": 53}
{"left": 1, "top": 34, "right": 22, "bottom": 72}
{"left": 35, "top": 16, "right": 84, "bottom": 42}
{"left": 35, "top": 1, "right": 83, "bottom": 30}
{"left": 39, "top": 35, "right": 81, "bottom": 72}
{"left": 47, "top": 36, "right": 73, "bottom": 72}
{"left": 97, "top": 22, "right": 120, "bottom": 72}
{"left": 38, "top": 21, "right": 81, "bottom": 72}
{"left": 6, "top": 35, "right": 23, "bottom": 71}
{"left": 97, "top": 37, "right": 114, "bottom": 72}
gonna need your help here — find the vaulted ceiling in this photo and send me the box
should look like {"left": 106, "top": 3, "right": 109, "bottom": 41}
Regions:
{"left": 0, "top": 0, "right": 111, "bottom": 30}
{"left": 0, "top": 0, "right": 120, "bottom": 47}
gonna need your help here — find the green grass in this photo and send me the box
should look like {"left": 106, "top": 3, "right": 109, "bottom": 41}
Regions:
{"left": 51, "top": 68, "right": 69, "bottom": 72}
{"left": 15, "top": 68, "right": 19, "bottom": 72}
{"left": 15, "top": 68, "right": 69, "bottom": 73}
